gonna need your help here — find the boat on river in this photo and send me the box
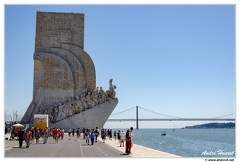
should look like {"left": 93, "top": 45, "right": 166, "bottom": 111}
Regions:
{"left": 161, "top": 131, "right": 167, "bottom": 136}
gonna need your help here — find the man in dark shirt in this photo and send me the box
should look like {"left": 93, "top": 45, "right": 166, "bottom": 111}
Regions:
{"left": 17, "top": 128, "right": 25, "bottom": 148}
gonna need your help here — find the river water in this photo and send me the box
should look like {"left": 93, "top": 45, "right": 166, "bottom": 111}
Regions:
{"left": 130, "top": 128, "right": 235, "bottom": 157}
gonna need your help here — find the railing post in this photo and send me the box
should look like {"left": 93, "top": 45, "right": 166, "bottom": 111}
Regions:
{"left": 136, "top": 105, "right": 139, "bottom": 129}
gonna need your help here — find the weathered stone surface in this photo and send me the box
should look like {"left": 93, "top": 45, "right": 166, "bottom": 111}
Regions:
{"left": 21, "top": 11, "right": 118, "bottom": 128}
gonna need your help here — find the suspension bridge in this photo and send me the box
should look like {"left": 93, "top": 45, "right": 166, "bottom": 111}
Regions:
{"left": 107, "top": 106, "right": 235, "bottom": 129}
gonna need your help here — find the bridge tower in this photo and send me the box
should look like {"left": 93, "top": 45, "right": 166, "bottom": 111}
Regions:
{"left": 136, "top": 105, "right": 139, "bottom": 129}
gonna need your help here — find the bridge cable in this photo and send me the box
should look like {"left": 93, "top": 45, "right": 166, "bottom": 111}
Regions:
{"left": 211, "top": 113, "right": 235, "bottom": 119}
{"left": 111, "top": 106, "right": 136, "bottom": 116}
{"left": 138, "top": 106, "right": 183, "bottom": 119}
{"left": 111, "top": 105, "right": 235, "bottom": 119}
{"left": 140, "top": 106, "right": 235, "bottom": 119}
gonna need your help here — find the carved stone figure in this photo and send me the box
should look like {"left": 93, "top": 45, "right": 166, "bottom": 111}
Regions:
{"left": 93, "top": 94, "right": 99, "bottom": 106}
{"left": 101, "top": 94, "right": 107, "bottom": 103}
{"left": 99, "top": 87, "right": 105, "bottom": 96}
{"left": 106, "top": 79, "right": 117, "bottom": 100}
{"left": 80, "top": 93, "right": 88, "bottom": 111}
{"left": 51, "top": 105, "right": 59, "bottom": 123}
{"left": 94, "top": 87, "right": 99, "bottom": 95}
{"left": 74, "top": 96, "right": 83, "bottom": 113}
{"left": 66, "top": 100, "right": 75, "bottom": 117}
{"left": 86, "top": 92, "right": 95, "bottom": 108}
{"left": 61, "top": 104, "right": 69, "bottom": 120}
{"left": 45, "top": 108, "right": 54, "bottom": 122}
{"left": 56, "top": 103, "right": 67, "bottom": 122}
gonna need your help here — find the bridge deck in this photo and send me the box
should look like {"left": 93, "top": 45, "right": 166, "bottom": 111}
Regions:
{"left": 107, "top": 118, "right": 235, "bottom": 121}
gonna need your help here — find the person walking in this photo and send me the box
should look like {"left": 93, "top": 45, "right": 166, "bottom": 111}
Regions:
{"left": 60, "top": 128, "right": 64, "bottom": 140}
{"left": 101, "top": 128, "right": 106, "bottom": 143}
{"left": 30, "top": 127, "right": 35, "bottom": 144}
{"left": 90, "top": 131, "right": 95, "bottom": 145}
{"left": 17, "top": 127, "right": 25, "bottom": 148}
{"left": 120, "top": 130, "right": 125, "bottom": 147}
{"left": 76, "top": 128, "right": 80, "bottom": 138}
{"left": 85, "top": 129, "right": 90, "bottom": 145}
{"left": 95, "top": 127, "right": 99, "bottom": 142}
{"left": 43, "top": 127, "right": 49, "bottom": 144}
{"left": 114, "top": 130, "right": 117, "bottom": 141}
{"left": 68, "top": 128, "right": 72, "bottom": 137}
{"left": 25, "top": 128, "right": 32, "bottom": 148}
{"left": 53, "top": 127, "right": 59, "bottom": 143}
{"left": 81, "top": 128, "right": 84, "bottom": 139}
{"left": 125, "top": 128, "right": 132, "bottom": 154}
{"left": 35, "top": 128, "right": 40, "bottom": 144}
{"left": 109, "top": 129, "right": 112, "bottom": 140}
{"left": 107, "top": 129, "right": 110, "bottom": 139}
{"left": 72, "top": 128, "right": 75, "bottom": 137}
{"left": 117, "top": 130, "right": 121, "bottom": 143}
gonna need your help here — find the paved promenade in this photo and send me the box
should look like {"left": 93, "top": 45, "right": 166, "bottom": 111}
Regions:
{"left": 97, "top": 137, "right": 180, "bottom": 158}
{"left": 4, "top": 133, "right": 180, "bottom": 158}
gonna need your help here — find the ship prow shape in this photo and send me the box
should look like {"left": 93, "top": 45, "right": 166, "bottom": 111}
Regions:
{"left": 21, "top": 79, "right": 118, "bottom": 130}
{"left": 22, "top": 98, "right": 118, "bottom": 130}
{"left": 53, "top": 98, "right": 118, "bottom": 130}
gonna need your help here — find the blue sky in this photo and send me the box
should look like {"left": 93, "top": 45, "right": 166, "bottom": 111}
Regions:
{"left": 4, "top": 4, "right": 236, "bottom": 128}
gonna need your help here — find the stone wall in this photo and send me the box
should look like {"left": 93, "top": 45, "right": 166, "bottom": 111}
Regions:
{"left": 35, "top": 11, "right": 84, "bottom": 50}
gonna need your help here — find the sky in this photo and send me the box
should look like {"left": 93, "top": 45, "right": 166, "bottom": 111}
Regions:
{"left": 3, "top": 3, "right": 237, "bottom": 129}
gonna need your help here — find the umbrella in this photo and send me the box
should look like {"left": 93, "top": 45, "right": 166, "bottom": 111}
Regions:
{"left": 12, "top": 123, "right": 24, "bottom": 128}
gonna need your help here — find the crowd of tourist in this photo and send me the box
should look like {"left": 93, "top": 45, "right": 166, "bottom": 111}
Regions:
{"left": 13, "top": 126, "right": 133, "bottom": 155}
{"left": 100, "top": 127, "right": 133, "bottom": 154}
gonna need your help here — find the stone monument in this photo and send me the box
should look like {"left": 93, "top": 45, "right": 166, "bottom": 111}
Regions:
{"left": 21, "top": 11, "right": 118, "bottom": 129}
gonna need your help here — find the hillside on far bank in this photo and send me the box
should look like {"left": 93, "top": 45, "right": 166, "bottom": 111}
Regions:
{"left": 183, "top": 122, "right": 235, "bottom": 129}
